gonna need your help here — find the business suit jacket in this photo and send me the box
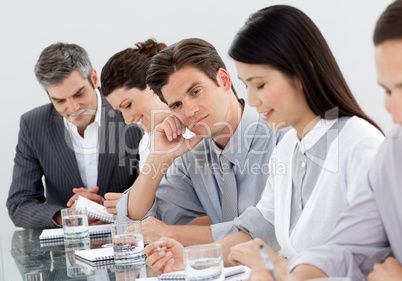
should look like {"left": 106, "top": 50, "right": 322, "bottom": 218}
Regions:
{"left": 7, "top": 94, "right": 143, "bottom": 228}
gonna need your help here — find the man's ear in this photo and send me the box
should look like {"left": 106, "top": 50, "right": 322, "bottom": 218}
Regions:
{"left": 91, "top": 69, "right": 100, "bottom": 88}
{"left": 217, "top": 68, "right": 232, "bottom": 91}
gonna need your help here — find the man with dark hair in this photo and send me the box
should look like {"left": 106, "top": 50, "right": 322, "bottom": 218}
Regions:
{"left": 117, "top": 38, "right": 285, "bottom": 247}
{"left": 7, "top": 42, "right": 143, "bottom": 228}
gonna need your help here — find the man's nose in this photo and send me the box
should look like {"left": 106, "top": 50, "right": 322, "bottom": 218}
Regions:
{"left": 182, "top": 99, "right": 199, "bottom": 119}
{"left": 67, "top": 98, "right": 80, "bottom": 113}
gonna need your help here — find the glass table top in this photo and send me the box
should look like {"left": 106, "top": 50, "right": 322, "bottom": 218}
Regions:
{"left": 0, "top": 228, "right": 157, "bottom": 281}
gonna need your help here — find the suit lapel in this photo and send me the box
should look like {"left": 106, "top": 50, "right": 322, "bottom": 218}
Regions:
{"left": 47, "top": 107, "right": 84, "bottom": 188}
{"left": 97, "top": 94, "right": 118, "bottom": 194}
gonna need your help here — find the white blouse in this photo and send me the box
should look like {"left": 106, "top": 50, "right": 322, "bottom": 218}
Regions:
{"left": 256, "top": 116, "right": 384, "bottom": 258}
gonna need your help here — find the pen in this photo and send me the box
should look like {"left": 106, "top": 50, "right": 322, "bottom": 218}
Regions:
{"left": 156, "top": 246, "right": 167, "bottom": 252}
{"left": 259, "top": 245, "right": 279, "bottom": 281}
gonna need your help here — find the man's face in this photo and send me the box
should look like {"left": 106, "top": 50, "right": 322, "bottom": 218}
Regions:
{"left": 375, "top": 39, "right": 402, "bottom": 124}
{"left": 161, "top": 66, "right": 235, "bottom": 138}
{"left": 47, "top": 70, "right": 99, "bottom": 132}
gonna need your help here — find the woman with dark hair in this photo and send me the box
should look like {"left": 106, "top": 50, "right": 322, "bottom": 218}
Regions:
{"left": 101, "top": 39, "right": 193, "bottom": 220}
{"left": 277, "top": 0, "right": 402, "bottom": 280}
{"left": 226, "top": 3, "right": 385, "bottom": 264}
{"left": 144, "top": 5, "right": 384, "bottom": 275}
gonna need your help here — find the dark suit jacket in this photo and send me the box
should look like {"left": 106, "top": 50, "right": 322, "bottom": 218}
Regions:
{"left": 7, "top": 94, "right": 143, "bottom": 228}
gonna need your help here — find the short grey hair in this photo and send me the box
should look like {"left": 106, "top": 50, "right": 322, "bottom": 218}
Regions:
{"left": 34, "top": 42, "right": 93, "bottom": 89}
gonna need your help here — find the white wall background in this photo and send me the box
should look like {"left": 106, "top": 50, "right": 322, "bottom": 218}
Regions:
{"left": 0, "top": 0, "right": 394, "bottom": 234}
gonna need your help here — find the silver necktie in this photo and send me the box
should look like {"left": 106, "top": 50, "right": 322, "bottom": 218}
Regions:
{"left": 220, "top": 153, "right": 238, "bottom": 221}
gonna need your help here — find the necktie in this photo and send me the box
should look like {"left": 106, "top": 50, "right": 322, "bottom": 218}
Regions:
{"left": 219, "top": 153, "right": 238, "bottom": 221}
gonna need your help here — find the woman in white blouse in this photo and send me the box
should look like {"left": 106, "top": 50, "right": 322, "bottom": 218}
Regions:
{"left": 144, "top": 5, "right": 385, "bottom": 274}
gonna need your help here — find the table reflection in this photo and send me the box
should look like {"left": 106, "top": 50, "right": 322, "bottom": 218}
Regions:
{"left": 9, "top": 228, "right": 155, "bottom": 281}
{"left": 114, "top": 264, "right": 146, "bottom": 281}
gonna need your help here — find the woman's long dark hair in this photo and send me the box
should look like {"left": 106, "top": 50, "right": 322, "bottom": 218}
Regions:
{"left": 229, "top": 5, "right": 383, "bottom": 133}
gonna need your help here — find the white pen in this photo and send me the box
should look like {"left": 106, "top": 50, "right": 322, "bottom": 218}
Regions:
{"left": 156, "top": 246, "right": 167, "bottom": 252}
{"left": 259, "top": 245, "right": 279, "bottom": 281}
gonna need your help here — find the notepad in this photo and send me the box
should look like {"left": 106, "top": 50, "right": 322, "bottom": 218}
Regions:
{"left": 39, "top": 224, "right": 112, "bottom": 240}
{"left": 158, "top": 265, "right": 248, "bottom": 281}
{"left": 75, "top": 195, "right": 115, "bottom": 223}
{"left": 75, "top": 257, "right": 115, "bottom": 270}
{"left": 75, "top": 247, "right": 114, "bottom": 262}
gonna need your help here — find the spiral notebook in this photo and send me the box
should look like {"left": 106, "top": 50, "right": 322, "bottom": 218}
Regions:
{"left": 39, "top": 224, "right": 112, "bottom": 240}
{"left": 157, "top": 265, "right": 248, "bottom": 281}
{"left": 76, "top": 195, "right": 115, "bottom": 223}
{"left": 75, "top": 257, "right": 115, "bottom": 270}
{"left": 75, "top": 247, "right": 114, "bottom": 262}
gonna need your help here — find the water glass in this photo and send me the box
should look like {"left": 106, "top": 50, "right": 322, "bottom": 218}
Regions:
{"left": 111, "top": 221, "right": 145, "bottom": 264}
{"left": 184, "top": 244, "right": 224, "bottom": 281}
{"left": 114, "top": 263, "right": 147, "bottom": 281}
{"left": 61, "top": 207, "right": 89, "bottom": 240}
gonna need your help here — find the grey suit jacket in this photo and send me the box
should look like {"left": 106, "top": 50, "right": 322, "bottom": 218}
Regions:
{"left": 7, "top": 94, "right": 143, "bottom": 228}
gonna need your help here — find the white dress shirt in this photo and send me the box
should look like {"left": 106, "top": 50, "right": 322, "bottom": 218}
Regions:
{"left": 63, "top": 89, "right": 102, "bottom": 188}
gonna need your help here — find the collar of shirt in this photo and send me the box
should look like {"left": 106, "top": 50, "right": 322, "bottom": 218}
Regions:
{"left": 298, "top": 118, "right": 338, "bottom": 154}
{"left": 210, "top": 99, "right": 259, "bottom": 167}
{"left": 63, "top": 88, "right": 103, "bottom": 132}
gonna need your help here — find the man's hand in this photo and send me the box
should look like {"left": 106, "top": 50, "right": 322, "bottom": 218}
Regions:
{"left": 66, "top": 186, "right": 105, "bottom": 225}
{"left": 151, "top": 114, "right": 203, "bottom": 163}
{"left": 104, "top": 192, "right": 123, "bottom": 219}
{"left": 66, "top": 186, "right": 104, "bottom": 207}
{"left": 144, "top": 237, "right": 185, "bottom": 274}
{"left": 368, "top": 257, "right": 402, "bottom": 281}
{"left": 142, "top": 216, "right": 170, "bottom": 244}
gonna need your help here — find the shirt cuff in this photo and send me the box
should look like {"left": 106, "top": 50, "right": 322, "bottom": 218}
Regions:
{"left": 52, "top": 219, "right": 62, "bottom": 228}
{"left": 234, "top": 206, "right": 281, "bottom": 253}
{"left": 116, "top": 192, "right": 132, "bottom": 222}
{"left": 210, "top": 221, "right": 238, "bottom": 241}
{"left": 288, "top": 245, "right": 366, "bottom": 280}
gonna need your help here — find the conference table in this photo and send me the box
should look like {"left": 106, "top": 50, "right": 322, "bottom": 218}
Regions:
{"left": 0, "top": 228, "right": 158, "bottom": 281}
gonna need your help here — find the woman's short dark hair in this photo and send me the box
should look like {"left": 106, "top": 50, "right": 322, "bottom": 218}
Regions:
{"left": 229, "top": 5, "right": 382, "bottom": 133}
{"left": 374, "top": 0, "right": 402, "bottom": 46}
{"left": 101, "top": 38, "right": 166, "bottom": 97}
{"left": 146, "top": 38, "right": 237, "bottom": 103}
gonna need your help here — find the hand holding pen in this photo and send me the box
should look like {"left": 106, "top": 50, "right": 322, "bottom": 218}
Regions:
{"left": 259, "top": 244, "right": 279, "bottom": 281}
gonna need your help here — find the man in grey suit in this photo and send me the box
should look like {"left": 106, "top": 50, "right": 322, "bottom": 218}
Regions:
{"left": 7, "top": 42, "right": 143, "bottom": 228}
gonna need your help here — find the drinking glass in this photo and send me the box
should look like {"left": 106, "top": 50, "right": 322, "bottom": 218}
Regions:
{"left": 114, "top": 263, "right": 147, "bottom": 281}
{"left": 61, "top": 207, "right": 89, "bottom": 240}
{"left": 184, "top": 244, "right": 224, "bottom": 281}
{"left": 111, "top": 221, "right": 145, "bottom": 264}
